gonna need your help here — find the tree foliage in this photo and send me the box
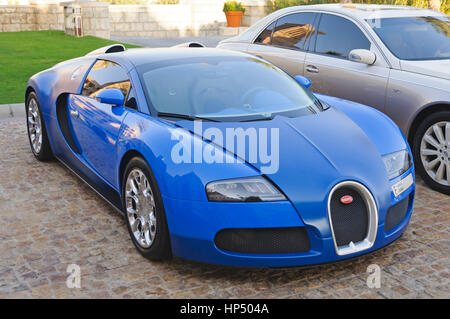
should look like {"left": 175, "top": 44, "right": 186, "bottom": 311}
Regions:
{"left": 268, "top": 0, "right": 449, "bottom": 14}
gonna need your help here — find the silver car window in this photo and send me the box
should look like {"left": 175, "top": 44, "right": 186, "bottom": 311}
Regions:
{"left": 314, "top": 13, "right": 371, "bottom": 58}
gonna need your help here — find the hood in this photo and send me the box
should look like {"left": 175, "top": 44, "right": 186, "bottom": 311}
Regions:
{"left": 400, "top": 59, "right": 450, "bottom": 80}
{"left": 175, "top": 107, "right": 395, "bottom": 238}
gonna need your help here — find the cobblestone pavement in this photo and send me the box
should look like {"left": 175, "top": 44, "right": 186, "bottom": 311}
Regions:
{"left": 0, "top": 118, "right": 448, "bottom": 299}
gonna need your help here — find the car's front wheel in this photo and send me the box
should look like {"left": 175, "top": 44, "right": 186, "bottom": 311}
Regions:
{"left": 122, "top": 157, "right": 172, "bottom": 260}
{"left": 413, "top": 111, "right": 450, "bottom": 195}
{"left": 26, "top": 92, "right": 53, "bottom": 161}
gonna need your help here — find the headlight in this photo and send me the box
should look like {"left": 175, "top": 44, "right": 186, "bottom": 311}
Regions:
{"left": 206, "top": 176, "right": 286, "bottom": 202}
{"left": 382, "top": 150, "right": 411, "bottom": 180}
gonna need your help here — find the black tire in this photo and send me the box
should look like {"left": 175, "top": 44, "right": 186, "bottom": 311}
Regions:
{"left": 122, "top": 157, "right": 172, "bottom": 260}
{"left": 26, "top": 91, "right": 53, "bottom": 161}
{"left": 412, "top": 111, "right": 450, "bottom": 195}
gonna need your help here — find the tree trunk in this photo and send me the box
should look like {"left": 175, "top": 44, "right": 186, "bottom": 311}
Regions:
{"left": 339, "top": 0, "right": 352, "bottom": 3}
{"left": 428, "top": 0, "right": 441, "bottom": 12}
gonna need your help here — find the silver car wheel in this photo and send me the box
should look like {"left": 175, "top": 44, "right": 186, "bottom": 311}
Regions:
{"left": 420, "top": 121, "right": 450, "bottom": 186}
{"left": 27, "top": 97, "right": 42, "bottom": 154}
{"left": 125, "top": 168, "right": 157, "bottom": 248}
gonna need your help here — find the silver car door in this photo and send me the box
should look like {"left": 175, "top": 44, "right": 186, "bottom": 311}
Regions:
{"left": 304, "top": 13, "right": 390, "bottom": 112}
{"left": 247, "top": 12, "right": 318, "bottom": 77}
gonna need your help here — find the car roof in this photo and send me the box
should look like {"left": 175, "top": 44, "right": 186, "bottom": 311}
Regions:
{"left": 278, "top": 4, "right": 445, "bottom": 20}
{"left": 100, "top": 47, "right": 253, "bottom": 68}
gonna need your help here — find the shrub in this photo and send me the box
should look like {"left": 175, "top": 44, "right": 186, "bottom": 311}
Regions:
{"left": 267, "top": 0, "right": 449, "bottom": 13}
{"left": 223, "top": 1, "right": 247, "bottom": 13}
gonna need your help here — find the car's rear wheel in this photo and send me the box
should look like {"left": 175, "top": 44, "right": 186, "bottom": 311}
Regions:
{"left": 26, "top": 92, "right": 52, "bottom": 161}
{"left": 413, "top": 111, "right": 450, "bottom": 195}
{"left": 122, "top": 157, "right": 172, "bottom": 260}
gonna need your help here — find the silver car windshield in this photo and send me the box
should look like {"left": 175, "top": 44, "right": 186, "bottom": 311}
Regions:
{"left": 369, "top": 16, "right": 450, "bottom": 60}
{"left": 138, "top": 56, "right": 323, "bottom": 121}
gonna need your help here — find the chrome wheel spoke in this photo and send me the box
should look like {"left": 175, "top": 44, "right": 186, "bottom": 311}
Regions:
{"left": 425, "top": 158, "right": 440, "bottom": 170}
{"left": 445, "top": 123, "right": 450, "bottom": 144}
{"left": 130, "top": 217, "right": 140, "bottom": 233}
{"left": 432, "top": 124, "right": 445, "bottom": 145}
{"left": 424, "top": 135, "right": 440, "bottom": 149}
{"left": 421, "top": 149, "right": 438, "bottom": 156}
{"left": 435, "top": 162, "right": 445, "bottom": 181}
{"left": 447, "top": 163, "right": 450, "bottom": 185}
{"left": 132, "top": 174, "right": 141, "bottom": 194}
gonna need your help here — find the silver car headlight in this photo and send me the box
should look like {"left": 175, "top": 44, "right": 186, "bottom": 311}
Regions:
{"left": 206, "top": 176, "right": 286, "bottom": 202}
{"left": 382, "top": 150, "right": 411, "bottom": 180}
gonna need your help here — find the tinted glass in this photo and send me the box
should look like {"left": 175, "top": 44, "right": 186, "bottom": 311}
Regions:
{"left": 82, "top": 60, "right": 131, "bottom": 98}
{"left": 254, "top": 22, "right": 275, "bottom": 44}
{"left": 138, "top": 56, "right": 323, "bottom": 122}
{"left": 125, "top": 87, "right": 138, "bottom": 110}
{"left": 315, "top": 14, "right": 370, "bottom": 58}
{"left": 272, "top": 13, "right": 316, "bottom": 50}
{"left": 370, "top": 16, "right": 450, "bottom": 60}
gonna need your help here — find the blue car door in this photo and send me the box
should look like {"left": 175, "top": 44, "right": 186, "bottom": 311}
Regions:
{"left": 67, "top": 59, "right": 131, "bottom": 185}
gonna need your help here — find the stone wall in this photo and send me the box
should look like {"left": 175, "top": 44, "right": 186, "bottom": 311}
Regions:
{"left": 0, "top": 4, "right": 63, "bottom": 32}
{"left": 63, "top": 1, "right": 109, "bottom": 38}
{"left": 109, "top": 1, "right": 227, "bottom": 38}
{"left": 109, "top": 4, "right": 194, "bottom": 38}
{"left": 242, "top": 0, "right": 269, "bottom": 27}
{"left": 0, "top": 0, "right": 270, "bottom": 37}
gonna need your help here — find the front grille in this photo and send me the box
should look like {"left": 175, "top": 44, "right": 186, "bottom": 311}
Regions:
{"left": 329, "top": 186, "right": 369, "bottom": 246}
{"left": 385, "top": 196, "right": 410, "bottom": 232}
{"left": 214, "top": 227, "right": 310, "bottom": 254}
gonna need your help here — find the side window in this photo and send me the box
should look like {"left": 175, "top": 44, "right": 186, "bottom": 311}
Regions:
{"left": 314, "top": 14, "right": 370, "bottom": 58}
{"left": 125, "top": 87, "right": 138, "bottom": 110}
{"left": 271, "top": 12, "right": 317, "bottom": 50}
{"left": 254, "top": 21, "right": 275, "bottom": 44}
{"left": 82, "top": 60, "right": 131, "bottom": 99}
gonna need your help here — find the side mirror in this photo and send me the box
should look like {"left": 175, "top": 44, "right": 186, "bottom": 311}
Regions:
{"left": 96, "top": 88, "right": 125, "bottom": 106}
{"left": 294, "top": 75, "right": 311, "bottom": 88}
{"left": 348, "top": 49, "right": 376, "bottom": 65}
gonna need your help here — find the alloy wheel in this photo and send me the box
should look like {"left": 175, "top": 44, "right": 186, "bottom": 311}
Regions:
{"left": 125, "top": 168, "right": 157, "bottom": 248}
{"left": 27, "top": 97, "right": 42, "bottom": 154}
{"left": 420, "top": 121, "right": 450, "bottom": 186}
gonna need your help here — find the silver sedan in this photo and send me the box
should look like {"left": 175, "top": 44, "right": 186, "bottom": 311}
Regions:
{"left": 218, "top": 4, "right": 450, "bottom": 195}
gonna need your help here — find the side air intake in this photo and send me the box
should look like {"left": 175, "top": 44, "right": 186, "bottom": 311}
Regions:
{"left": 172, "top": 42, "right": 205, "bottom": 48}
{"left": 85, "top": 44, "right": 126, "bottom": 56}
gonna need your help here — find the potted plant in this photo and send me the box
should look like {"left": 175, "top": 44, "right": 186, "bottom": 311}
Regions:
{"left": 223, "top": 1, "right": 246, "bottom": 28}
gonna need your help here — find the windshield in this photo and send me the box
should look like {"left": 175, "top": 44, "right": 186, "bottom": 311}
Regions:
{"left": 369, "top": 16, "right": 450, "bottom": 60}
{"left": 137, "top": 56, "right": 323, "bottom": 121}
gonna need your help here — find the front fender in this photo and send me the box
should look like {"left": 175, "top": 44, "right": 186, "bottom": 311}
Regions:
{"left": 116, "top": 112, "right": 261, "bottom": 201}
{"left": 316, "top": 93, "right": 411, "bottom": 156}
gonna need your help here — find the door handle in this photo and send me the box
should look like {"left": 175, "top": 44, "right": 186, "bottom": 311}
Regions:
{"left": 70, "top": 109, "right": 79, "bottom": 119}
{"left": 306, "top": 65, "right": 319, "bottom": 73}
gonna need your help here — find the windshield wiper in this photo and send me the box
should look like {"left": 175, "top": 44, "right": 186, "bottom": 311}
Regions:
{"left": 157, "top": 112, "right": 219, "bottom": 122}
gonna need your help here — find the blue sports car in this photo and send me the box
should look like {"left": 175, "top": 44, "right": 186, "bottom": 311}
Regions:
{"left": 26, "top": 44, "right": 415, "bottom": 267}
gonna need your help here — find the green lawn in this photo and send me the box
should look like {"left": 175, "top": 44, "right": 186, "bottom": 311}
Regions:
{"left": 0, "top": 31, "right": 140, "bottom": 104}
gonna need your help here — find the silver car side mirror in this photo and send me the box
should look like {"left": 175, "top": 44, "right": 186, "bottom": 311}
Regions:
{"left": 348, "top": 49, "right": 376, "bottom": 65}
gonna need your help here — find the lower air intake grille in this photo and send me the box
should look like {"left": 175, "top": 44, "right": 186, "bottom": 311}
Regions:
{"left": 385, "top": 196, "right": 410, "bottom": 232}
{"left": 214, "top": 227, "right": 310, "bottom": 254}
{"left": 329, "top": 186, "right": 369, "bottom": 246}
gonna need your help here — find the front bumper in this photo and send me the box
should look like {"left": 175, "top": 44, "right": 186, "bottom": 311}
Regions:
{"left": 162, "top": 171, "right": 415, "bottom": 267}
